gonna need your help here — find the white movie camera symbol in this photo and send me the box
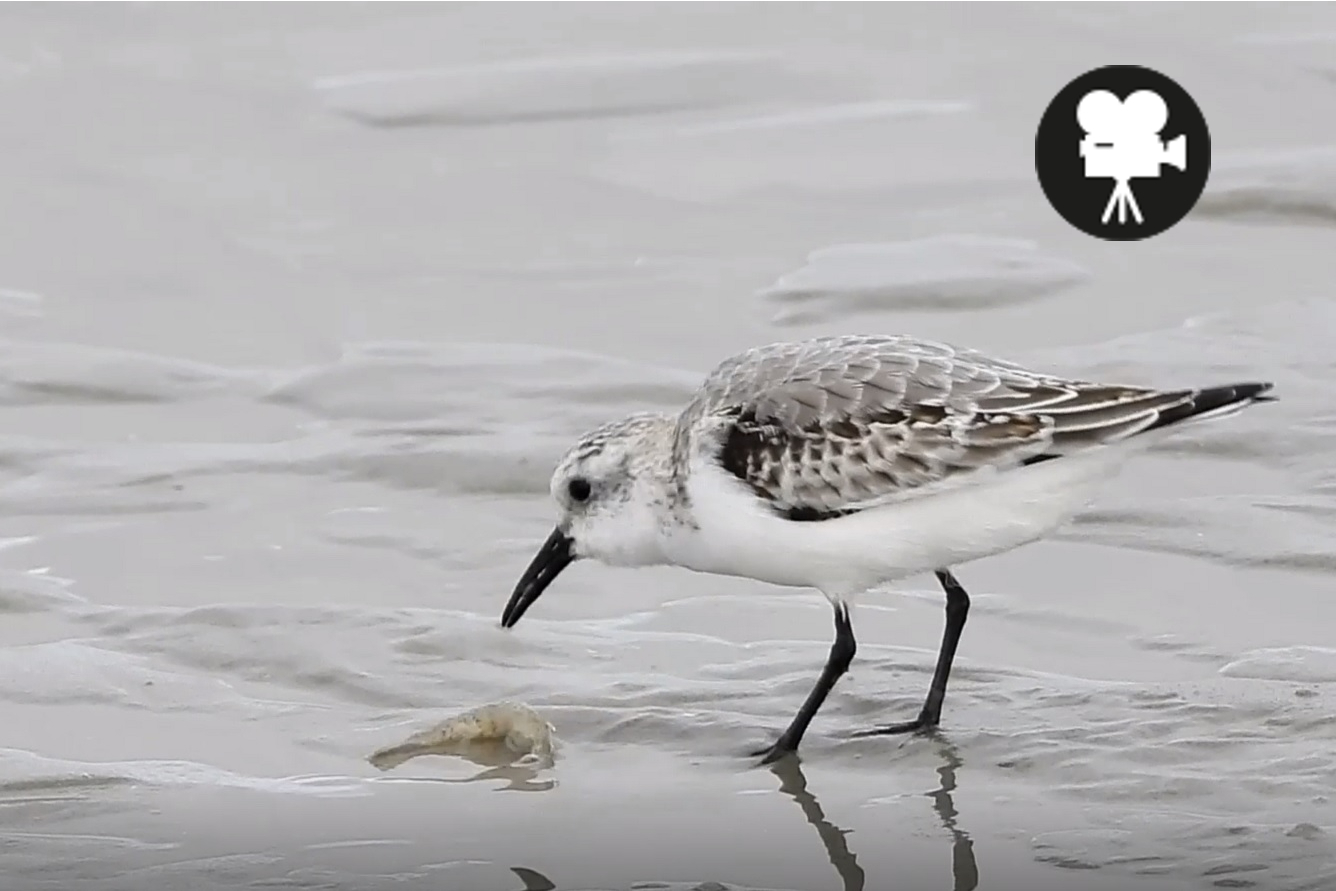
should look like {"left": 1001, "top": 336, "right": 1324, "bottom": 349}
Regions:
{"left": 1076, "top": 89, "right": 1187, "bottom": 225}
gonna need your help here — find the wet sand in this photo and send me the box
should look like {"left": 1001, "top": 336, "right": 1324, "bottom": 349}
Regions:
{"left": 1, "top": 4, "right": 1335, "bottom": 890}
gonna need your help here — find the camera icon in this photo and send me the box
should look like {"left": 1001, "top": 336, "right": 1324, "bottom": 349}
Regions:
{"left": 1077, "top": 89, "right": 1187, "bottom": 224}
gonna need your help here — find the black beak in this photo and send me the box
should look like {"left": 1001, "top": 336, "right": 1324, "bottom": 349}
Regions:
{"left": 501, "top": 527, "right": 575, "bottom": 628}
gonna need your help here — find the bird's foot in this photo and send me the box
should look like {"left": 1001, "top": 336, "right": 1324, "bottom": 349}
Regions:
{"left": 748, "top": 738, "right": 797, "bottom": 765}
{"left": 849, "top": 714, "right": 939, "bottom": 738}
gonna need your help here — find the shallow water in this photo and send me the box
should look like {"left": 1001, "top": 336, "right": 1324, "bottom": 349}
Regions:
{"left": 2, "top": 4, "right": 1335, "bottom": 890}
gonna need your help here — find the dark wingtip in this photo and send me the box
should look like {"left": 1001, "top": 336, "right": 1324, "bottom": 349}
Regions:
{"left": 1143, "top": 381, "right": 1276, "bottom": 433}
{"left": 1021, "top": 380, "right": 1276, "bottom": 468}
{"left": 1238, "top": 381, "right": 1275, "bottom": 400}
{"left": 1248, "top": 382, "right": 1279, "bottom": 404}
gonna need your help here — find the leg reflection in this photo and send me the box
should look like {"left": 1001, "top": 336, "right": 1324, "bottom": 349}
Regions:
{"left": 768, "top": 758, "right": 866, "bottom": 891}
{"left": 928, "top": 737, "right": 979, "bottom": 891}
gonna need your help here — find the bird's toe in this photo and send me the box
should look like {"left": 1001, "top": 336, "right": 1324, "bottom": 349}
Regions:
{"left": 749, "top": 740, "right": 795, "bottom": 765}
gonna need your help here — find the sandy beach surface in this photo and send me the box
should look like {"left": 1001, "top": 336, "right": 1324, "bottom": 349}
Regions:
{"left": 2, "top": 4, "right": 1335, "bottom": 890}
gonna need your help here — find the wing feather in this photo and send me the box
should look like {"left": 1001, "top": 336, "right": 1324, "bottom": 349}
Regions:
{"left": 673, "top": 335, "right": 1191, "bottom": 520}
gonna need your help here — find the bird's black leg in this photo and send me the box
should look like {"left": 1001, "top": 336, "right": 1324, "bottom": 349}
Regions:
{"left": 751, "top": 601, "right": 856, "bottom": 764}
{"left": 853, "top": 569, "right": 970, "bottom": 737}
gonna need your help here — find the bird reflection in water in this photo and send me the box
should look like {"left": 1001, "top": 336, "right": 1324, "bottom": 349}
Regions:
{"left": 768, "top": 755, "right": 867, "bottom": 891}
{"left": 928, "top": 739, "right": 979, "bottom": 891}
{"left": 768, "top": 737, "right": 978, "bottom": 891}
{"left": 495, "top": 740, "right": 978, "bottom": 891}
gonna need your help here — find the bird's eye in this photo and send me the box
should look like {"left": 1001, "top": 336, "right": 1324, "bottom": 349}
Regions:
{"left": 567, "top": 478, "right": 592, "bottom": 503}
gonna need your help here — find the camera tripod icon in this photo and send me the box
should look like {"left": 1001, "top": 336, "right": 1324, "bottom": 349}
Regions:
{"left": 1077, "top": 89, "right": 1187, "bottom": 225}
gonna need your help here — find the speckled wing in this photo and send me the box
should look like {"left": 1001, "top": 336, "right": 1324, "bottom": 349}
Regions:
{"left": 673, "top": 334, "right": 1196, "bottom": 520}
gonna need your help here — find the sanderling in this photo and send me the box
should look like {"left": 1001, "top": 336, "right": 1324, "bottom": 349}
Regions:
{"left": 500, "top": 334, "right": 1274, "bottom": 764}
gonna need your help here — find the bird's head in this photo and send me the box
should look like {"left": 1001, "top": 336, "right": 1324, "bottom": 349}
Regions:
{"left": 500, "top": 412, "right": 676, "bottom": 628}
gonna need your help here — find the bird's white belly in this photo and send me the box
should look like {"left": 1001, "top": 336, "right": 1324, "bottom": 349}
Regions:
{"left": 672, "top": 445, "right": 1131, "bottom": 596}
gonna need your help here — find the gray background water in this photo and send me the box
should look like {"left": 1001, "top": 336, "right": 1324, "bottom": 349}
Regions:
{"left": 2, "top": 4, "right": 1335, "bottom": 890}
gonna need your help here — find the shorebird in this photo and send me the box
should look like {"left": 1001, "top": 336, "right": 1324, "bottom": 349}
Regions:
{"left": 499, "top": 334, "right": 1274, "bottom": 763}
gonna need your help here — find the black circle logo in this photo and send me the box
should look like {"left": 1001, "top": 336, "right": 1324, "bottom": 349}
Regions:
{"left": 1036, "top": 65, "right": 1211, "bottom": 241}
